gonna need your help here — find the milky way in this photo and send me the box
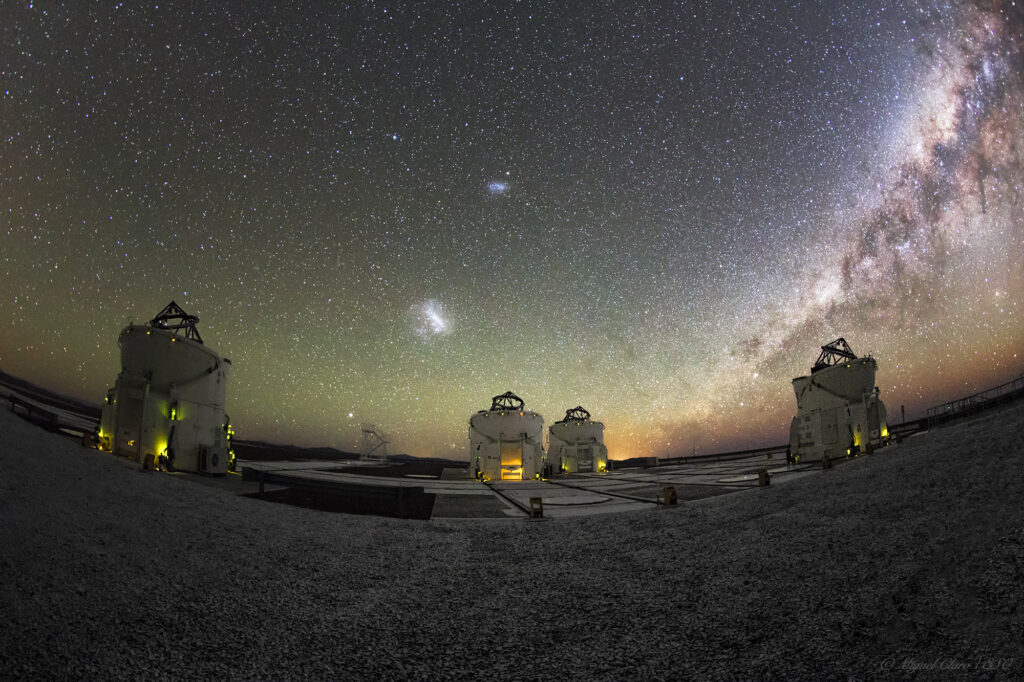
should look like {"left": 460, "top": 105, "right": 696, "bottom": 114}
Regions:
{"left": 2, "top": 1, "right": 1021, "bottom": 459}
{"left": 740, "top": 2, "right": 1024, "bottom": 374}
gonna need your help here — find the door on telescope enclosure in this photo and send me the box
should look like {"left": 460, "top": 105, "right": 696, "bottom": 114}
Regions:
{"left": 821, "top": 409, "right": 838, "bottom": 447}
{"left": 500, "top": 441, "right": 523, "bottom": 480}
{"left": 577, "top": 446, "right": 594, "bottom": 473}
{"left": 867, "top": 401, "right": 881, "bottom": 440}
{"left": 114, "top": 394, "right": 143, "bottom": 458}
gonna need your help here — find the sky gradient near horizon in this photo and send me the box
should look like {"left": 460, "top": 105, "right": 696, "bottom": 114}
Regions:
{"left": 3, "top": 1, "right": 1022, "bottom": 459}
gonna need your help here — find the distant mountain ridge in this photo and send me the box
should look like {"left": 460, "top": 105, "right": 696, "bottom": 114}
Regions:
{"left": 231, "top": 438, "right": 468, "bottom": 467}
{"left": 0, "top": 369, "right": 469, "bottom": 466}
{"left": 0, "top": 369, "right": 102, "bottom": 419}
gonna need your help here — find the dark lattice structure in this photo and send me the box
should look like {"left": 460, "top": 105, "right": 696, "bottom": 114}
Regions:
{"left": 812, "top": 337, "right": 857, "bottom": 372}
{"left": 149, "top": 301, "right": 204, "bottom": 344}
{"left": 556, "top": 406, "right": 591, "bottom": 423}
{"left": 490, "top": 391, "right": 525, "bottom": 411}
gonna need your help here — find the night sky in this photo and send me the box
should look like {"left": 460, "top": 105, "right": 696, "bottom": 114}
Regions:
{"left": 3, "top": 1, "right": 1022, "bottom": 460}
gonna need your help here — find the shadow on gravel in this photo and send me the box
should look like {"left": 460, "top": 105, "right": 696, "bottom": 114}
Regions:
{"left": 243, "top": 485, "right": 436, "bottom": 520}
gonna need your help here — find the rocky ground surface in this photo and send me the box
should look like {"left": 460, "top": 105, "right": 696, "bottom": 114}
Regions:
{"left": 1, "top": 402, "right": 1022, "bottom": 680}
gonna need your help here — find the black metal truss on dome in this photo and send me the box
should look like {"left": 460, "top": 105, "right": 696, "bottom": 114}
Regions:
{"left": 557, "top": 406, "right": 591, "bottom": 423}
{"left": 490, "top": 391, "right": 525, "bottom": 411}
{"left": 149, "top": 300, "right": 204, "bottom": 344}
{"left": 812, "top": 337, "right": 857, "bottom": 372}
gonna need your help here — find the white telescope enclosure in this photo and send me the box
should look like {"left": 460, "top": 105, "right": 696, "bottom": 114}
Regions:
{"left": 99, "top": 301, "right": 233, "bottom": 474}
{"left": 469, "top": 391, "right": 546, "bottom": 481}
{"left": 548, "top": 406, "right": 608, "bottom": 473}
{"left": 789, "top": 338, "right": 888, "bottom": 462}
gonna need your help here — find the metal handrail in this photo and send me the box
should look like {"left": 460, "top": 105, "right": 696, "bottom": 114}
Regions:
{"left": 926, "top": 374, "right": 1024, "bottom": 427}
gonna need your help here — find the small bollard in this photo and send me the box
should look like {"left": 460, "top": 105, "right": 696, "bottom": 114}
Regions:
{"left": 758, "top": 469, "right": 770, "bottom": 487}
{"left": 822, "top": 455, "right": 832, "bottom": 470}
{"left": 142, "top": 453, "right": 156, "bottom": 471}
{"left": 662, "top": 485, "right": 678, "bottom": 505}
{"left": 529, "top": 496, "right": 544, "bottom": 518}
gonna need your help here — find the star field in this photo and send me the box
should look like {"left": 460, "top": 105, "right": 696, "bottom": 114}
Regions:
{"left": 2, "top": 1, "right": 1022, "bottom": 459}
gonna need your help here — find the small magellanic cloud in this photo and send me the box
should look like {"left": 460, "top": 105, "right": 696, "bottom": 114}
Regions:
{"left": 487, "top": 180, "right": 509, "bottom": 195}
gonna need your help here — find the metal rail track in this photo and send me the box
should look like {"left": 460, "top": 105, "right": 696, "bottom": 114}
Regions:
{"left": 482, "top": 481, "right": 532, "bottom": 516}
{"left": 543, "top": 476, "right": 665, "bottom": 505}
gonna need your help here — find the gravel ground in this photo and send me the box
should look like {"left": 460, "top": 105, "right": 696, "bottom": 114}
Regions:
{"left": 2, "top": 402, "right": 1022, "bottom": 680}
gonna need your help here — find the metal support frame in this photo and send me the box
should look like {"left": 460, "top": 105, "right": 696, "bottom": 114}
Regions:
{"left": 556, "top": 405, "right": 591, "bottom": 423}
{"left": 490, "top": 391, "right": 525, "bottom": 411}
{"left": 150, "top": 300, "right": 204, "bottom": 344}
{"left": 812, "top": 338, "right": 857, "bottom": 372}
{"left": 360, "top": 424, "right": 389, "bottom": 463}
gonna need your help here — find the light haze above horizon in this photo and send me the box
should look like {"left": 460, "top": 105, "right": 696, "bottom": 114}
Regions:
{"left": 2, "top": 1, "right": 1022, "bottom": 459}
